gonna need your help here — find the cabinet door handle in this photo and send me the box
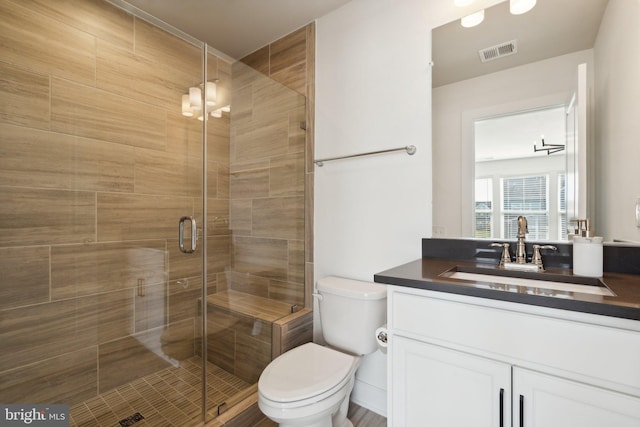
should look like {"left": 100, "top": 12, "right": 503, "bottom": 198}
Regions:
{"left": 499, "top": 388, "right": 504, "bottom": 427}
{"left": 519, "top": 394, "right": 524, "bottom": 427}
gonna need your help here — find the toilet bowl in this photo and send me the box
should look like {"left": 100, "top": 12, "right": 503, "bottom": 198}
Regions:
{"left": 258, "top": 276, "right": 387, "bottom": 427}
{"left": 258, "top": 342, "right": 360, "bottom": 427}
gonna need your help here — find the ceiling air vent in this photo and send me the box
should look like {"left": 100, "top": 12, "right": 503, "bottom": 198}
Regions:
{"left": 478, "top": 40, "right": 518, "bottom": 63}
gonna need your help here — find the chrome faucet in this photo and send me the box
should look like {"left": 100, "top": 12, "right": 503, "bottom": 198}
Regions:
{"left": 515, "top": 216, "right": 528, "bottom": 264}
{"left": 489, "top": 216, "right": 558, "bottom": 272}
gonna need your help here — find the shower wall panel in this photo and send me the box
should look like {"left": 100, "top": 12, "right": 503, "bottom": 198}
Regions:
{"left": 228, "top": 25, "right": 314, "bottom": 308}
{"left": 200, "top": 24, "right": 314, "bottom": 385}
{"left": 229, "top": 64, "right": 305, "bottom": 305}
{"left": 240, "top": 24, "right": 315, "bottom": 309}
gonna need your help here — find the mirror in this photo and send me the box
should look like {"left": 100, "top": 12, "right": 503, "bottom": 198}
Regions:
{"left": 431, "top": 0, "right": 640, "bottom": 243}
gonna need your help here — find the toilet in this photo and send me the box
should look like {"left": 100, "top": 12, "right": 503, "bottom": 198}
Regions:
{"left": 258, "top": 276, "right": 387, "bottom": 427}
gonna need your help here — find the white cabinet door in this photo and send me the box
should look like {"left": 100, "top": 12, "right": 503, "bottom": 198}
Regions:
{"left": 391, "top": 335, "right": 511, "bottom": 427}
{"left": 513, "top": 368, "right": 640, "bottom": 427}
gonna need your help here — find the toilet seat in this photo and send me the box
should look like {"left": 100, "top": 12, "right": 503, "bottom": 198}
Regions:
{"left": 258, "top": 342, "right": 358, "bottom": 407}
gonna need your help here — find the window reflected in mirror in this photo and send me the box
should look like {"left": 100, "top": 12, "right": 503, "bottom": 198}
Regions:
{"left": 473, "top": 106, "right": 568, "bottom": 240}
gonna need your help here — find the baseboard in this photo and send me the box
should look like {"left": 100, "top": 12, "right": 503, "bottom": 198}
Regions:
{"left": 350, "top": 379, "right": 387, "bottom": 417}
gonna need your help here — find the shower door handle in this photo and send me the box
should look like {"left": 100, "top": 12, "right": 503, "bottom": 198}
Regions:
{"left": 178, "top": 216, "right": 197, "bottom": 254}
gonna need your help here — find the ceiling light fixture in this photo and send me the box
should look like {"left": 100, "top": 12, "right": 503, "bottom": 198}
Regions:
{"left": 461, "top": 9, "right": 485, "bottom": 28}
{"left": 534, "top": 136, "right": 565, "bottom": 155}
{"left": 181, "top": 79, "right": 230, "bottom": 120}
{"left": 510, "top": 0, "right": 536, "bottom": 15}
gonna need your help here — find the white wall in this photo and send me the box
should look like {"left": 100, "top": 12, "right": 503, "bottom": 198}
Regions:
{"left": 314, "top": 0, "right": 503, "bottom": 416}
{"left": 594, "top": 0, "right": 640, "bottom": 243}
{"left": 433, "top": 49, "right": 594, "bottom": 237}
{"left": 314, "top": 0, "right": 431, "bottom": 415}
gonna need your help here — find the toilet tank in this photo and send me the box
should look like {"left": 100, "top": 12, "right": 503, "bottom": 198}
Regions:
{"left": 317, "top": 276, "right": 387, "bottom": 355}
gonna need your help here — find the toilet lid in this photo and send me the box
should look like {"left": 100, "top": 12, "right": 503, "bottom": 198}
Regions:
{"left": 259, "top": 342, "right": 355, "bottom": 402}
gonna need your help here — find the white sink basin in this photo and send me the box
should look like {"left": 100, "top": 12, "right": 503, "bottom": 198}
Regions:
{"left": 446, "top": 271, "right": 615, "bottom": 297}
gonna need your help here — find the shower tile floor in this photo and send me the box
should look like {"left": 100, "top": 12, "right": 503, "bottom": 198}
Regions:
{"left": 69, "top": 357, "right": 251, "bottom": 427}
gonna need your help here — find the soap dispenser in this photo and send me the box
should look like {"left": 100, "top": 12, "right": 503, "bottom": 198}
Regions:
{"left": 572, "top": 219, "right": 603, "bottom": 277}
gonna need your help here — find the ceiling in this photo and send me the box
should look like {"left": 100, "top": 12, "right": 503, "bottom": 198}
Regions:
{"left": 475, "top": 106, "right": 566, "bottom": 162}
{"left": 121, "top": 0, "right": 609, "bottom": 76}
{"left": 122, "top": 0, "right": 353, "bottom": 60}
{"left": 433, "top": 0, "right": 610, "bottom": 87}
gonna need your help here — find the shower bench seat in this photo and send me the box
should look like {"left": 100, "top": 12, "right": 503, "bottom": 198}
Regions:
{"left": 206, "top": 290, "right": 294, "bottom": 323}
{"left": 207, "top": 290, "right": 313, "bottom": 372}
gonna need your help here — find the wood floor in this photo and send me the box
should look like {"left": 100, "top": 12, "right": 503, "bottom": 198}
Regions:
{"left": 348, "top": 402, "right": 388, "bottom": 427}
{"left": 244, "top": 402, "right": 386, "bottom": 427}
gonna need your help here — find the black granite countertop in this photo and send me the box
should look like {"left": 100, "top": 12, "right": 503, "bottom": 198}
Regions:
{"left": 375, "top": 238, "right": 640, "bottom": 321}
{"left": 375, "top": 257, "right": 640, "bottom": 321}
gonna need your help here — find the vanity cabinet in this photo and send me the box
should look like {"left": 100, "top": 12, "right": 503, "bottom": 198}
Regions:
{"left": 513, "top": 367, "right": 640, "bottom": 426}
{"left": 393, "top": 336, "right": 510, "bottom": 426}
{"left": 387, "top": 286, "right": 640, "bottom": 427}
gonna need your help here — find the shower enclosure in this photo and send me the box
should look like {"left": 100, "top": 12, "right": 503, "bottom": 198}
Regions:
{"left": 0, "top": 1, "right": 307, "bottom": 425}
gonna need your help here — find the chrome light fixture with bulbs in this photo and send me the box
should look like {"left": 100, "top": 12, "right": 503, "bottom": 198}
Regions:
{"left": 181, "top": 79, "right": 230, "bottom": 120}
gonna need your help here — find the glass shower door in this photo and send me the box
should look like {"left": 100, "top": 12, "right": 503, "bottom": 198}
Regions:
{"left": 0, "top": 1, "right": 208, "bottom": 425}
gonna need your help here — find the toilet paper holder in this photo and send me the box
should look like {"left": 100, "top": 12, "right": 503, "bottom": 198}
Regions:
{"left": 377, "top": 329, "right": 387, "bottom": 344}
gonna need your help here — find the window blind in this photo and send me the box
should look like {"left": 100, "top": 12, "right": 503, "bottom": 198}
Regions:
{"left": 502, "top": 175, "right": 549, "bottom": 240}
{"left": 559, "top": 174, "right": 567, "bottom": 240}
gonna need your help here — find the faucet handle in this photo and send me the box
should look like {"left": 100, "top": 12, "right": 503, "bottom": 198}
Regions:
{"left": 490, "top": 242, "right": 511, "bottom": 267}
{"left": 531, "top": 244, "right": 557, "bottom": 271}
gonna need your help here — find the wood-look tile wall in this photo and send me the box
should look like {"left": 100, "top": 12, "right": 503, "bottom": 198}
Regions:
{"left": 0, "top": 0, "right": 230, "bottom": 405}
{"left": 235, "top": 24, "right": 315, "bottom": 309}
